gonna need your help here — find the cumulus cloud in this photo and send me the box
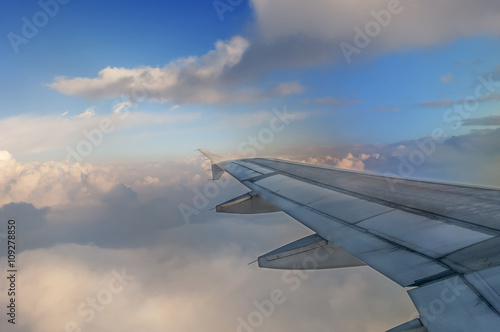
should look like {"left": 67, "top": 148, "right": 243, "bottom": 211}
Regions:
{"left": 288, "top": 128, "right": 500, "bottom": 187}
{"left": 0, "top": 239, "right": 414, "bottom": 332}
{"left": 294, "top": 152, "right": 381, "bottom": 171}
{"left": 134, "top": 175, "right": 160, "bottom": 186}
{"left": 0, "top": 153, "right": 249, "bottom": 251}
{"left": 49, "top": 37, "right": 251, "bottom": 104}
{"left": 0, "top": 151, "right": 118, "bottom": 208}
{"left": 0, "top": 149, "right": 417, "bottom": 332}
{"left": 2, "top": 128, "right": 499, "bottom": 332}
{"left": 49, "top": 37, "right": 310, "bottom": 105}
{"left": 0, "top": 150, "right": 217, "bottom": 211}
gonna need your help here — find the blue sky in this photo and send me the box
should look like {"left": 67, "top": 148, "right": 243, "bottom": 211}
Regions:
{"left": 1, "top": 0, "right": 500, "bottom": 163}
{"left": 2, "top": 2, "right": 500, "bottom": 332}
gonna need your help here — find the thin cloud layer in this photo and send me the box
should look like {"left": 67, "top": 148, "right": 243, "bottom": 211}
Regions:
{"left": 0, "top": 110, "right": 199, "bottom": 156}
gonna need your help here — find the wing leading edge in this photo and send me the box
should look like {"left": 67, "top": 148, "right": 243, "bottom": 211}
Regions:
{"left": 199, "top": 149, "right": 500, "bottom": 332}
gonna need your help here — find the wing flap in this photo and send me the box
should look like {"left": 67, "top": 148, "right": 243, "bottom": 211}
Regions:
{"left": 216, "top": 192, "right": 281, "bottom": 214}
{"left": 258, "top": 234, "right": 365, "bottom": 270}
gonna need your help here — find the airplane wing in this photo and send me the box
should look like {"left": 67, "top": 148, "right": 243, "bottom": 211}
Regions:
{"left": 198, "top": 149, "right": 500, "bottom": 332}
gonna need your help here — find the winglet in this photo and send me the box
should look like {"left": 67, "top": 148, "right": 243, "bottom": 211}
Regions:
{"left": 197, "top": 149, "right": 231, "bottom": 165}
{"left": 198, "top": 149, "right": 233, "bottom": 180}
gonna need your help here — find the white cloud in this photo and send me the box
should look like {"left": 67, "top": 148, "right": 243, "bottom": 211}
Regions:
{"left": 336, "top": 152, "right": 367, "bottom": 170}
{"left": 73, "top": 106, "right": 96, "bottom": 119}
{"left": 170, "top": 104, "right": 180, "bottom": 111}
{"left": 134, "top": 175, "right": 160, "bottom": 186}
{"left": 297, "top": 152, "right": 382, "bottom": 171}
{"left": 48, "top": 36, "right": 308, "bottom": 105}
{"left": 112, "top": 101, "right": 131, "bottom": 114}
{"left": 0, "top": 150, "right": 118, "bottom": 208}
{"left": 0, "top": 150, "right": 212, "bottom": 209}
{"left": 49, "top": 37, "right": 260, "bottom": 104}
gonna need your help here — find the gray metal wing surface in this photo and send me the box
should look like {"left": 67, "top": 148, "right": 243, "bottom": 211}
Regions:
{"left": 199, "top": 149, "right": 500, "bottom": 332}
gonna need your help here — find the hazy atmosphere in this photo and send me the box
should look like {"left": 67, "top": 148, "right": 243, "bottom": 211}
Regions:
{"left": 1, "top": 1, "right": 500, "bottom": 331}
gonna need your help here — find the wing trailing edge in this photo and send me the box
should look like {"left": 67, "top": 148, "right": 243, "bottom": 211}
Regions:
{"left": 386, "top": 319, "right": 427, "bottom": 332}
